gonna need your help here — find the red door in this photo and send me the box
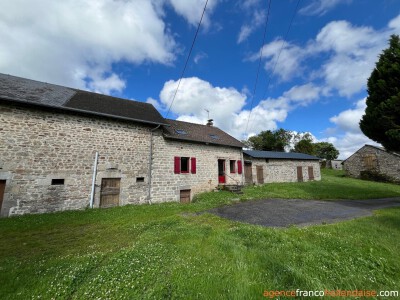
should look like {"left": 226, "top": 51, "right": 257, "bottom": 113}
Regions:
{"left": 218, "top": 159, "right": 226, "bottom": 184}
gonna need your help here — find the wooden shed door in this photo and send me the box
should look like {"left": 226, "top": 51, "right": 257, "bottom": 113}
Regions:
{"left": 180, "top": 189, "right": 191, "bottom": 203}
{"left": 0, "top": 180, "right": 5, "bottom": 212}
{"left": 256, "top": 166, "right": 264, "bottom": 184}
{"left": 100, "top": 178, "right": 121, "bottom": 208}
{"left": 308, "top": 166, "right": 314, "bottom": 180}
{"left": 244, "top": 162, "right": 253, "bottom": 184}
{"left": 297, "top": 167, "right": 303, "bottom": 182}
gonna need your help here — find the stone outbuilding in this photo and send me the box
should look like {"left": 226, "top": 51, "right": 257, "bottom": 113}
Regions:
{"left": 0, "top": 73, "right": 243, "bottom": 216}
{"left": 342, "top": 144, "right": 400, "bottom": 181}
{"left": 243, "top": 150, "right": 321, "bottom": 184}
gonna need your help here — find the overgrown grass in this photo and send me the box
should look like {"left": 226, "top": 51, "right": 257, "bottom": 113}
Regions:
{"left": 1, "top": 170, "right": 399, "bottom": 299}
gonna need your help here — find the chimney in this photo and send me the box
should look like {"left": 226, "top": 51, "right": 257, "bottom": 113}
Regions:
{"left": 206, "top": 119, "right": 214, "bottom": 126}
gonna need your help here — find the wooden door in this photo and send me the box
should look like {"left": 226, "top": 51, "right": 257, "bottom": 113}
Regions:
{"left": 244, "top": 163, "right": 253, "bottom": 184}
{"left": 256, "top": 166, "right": 264, "bottom": 184}
{"left": 180, "top": 189, "right": 191, "bottom": 203}
{"left": 297, "top": 167, "right": 303, "bottom": 182}
{"left": 0, "top": 180, "right": 5, "bottom": 212}
{"left": 308, "top": 166, "right": 314, "bottom": 180}
{"left": 100, "top": 178, "right": 121, "bottom": 208}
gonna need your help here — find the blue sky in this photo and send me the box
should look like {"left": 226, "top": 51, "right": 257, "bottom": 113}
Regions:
{"left": 1, "top": 0, "right": 400, "bottom": 158}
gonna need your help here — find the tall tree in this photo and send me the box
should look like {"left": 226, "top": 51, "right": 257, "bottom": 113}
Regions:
{"left": 246, "top": 129, "right": 291, "bottom": 151}
{"left": 360, "top": 35, "right": 400, "bottom": 151}
{"left": 293, "top": 139, "right": 315, "bottom": 155}
{"left": 314, "top": 142, "right": 339, "bottom": 160}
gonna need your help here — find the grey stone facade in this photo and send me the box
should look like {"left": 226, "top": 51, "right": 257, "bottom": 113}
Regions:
{"left": 343, "top": 145, "right": 400, "bottom": 180}
{"left": 0, "top": 103, "right": 244, "bottom": 216}
{"left": 150, "top": 134, "right": 243, "bottom": 203}
{"left": 244, "top": 157, "right": 321, "bottom": 184}
{"left": 0, "top": 103, "right": 154, "bottom": 216}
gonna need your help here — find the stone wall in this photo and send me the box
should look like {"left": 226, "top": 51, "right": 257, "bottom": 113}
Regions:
{"left": 246, "top": 157, "right": 321, "bottom": 184}
{"left": 343, "top": 145, "right": 400, "bottom": 180}
{"left": 0, "top": 103, "right": 153, "bottom": 216}
{"left": 150, "top": 133, "right": 243, "bottom": 202}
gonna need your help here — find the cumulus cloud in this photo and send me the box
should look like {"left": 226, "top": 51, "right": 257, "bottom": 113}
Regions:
{"left": 253, "top": 14, "right": 400, "bottom": 96}
{"left": 0, "top": 0, "right": 220, "bottom": 95}
{"left": 314, "top": 20, "right": 388, "bottom": 96}
{"left": 256, "top": 39, "right": 306, "bottom": 81}
{"left": 154, "top": 77, "right": 321, "bottom": 139}
{"left": 299, "top": 0, "right": 351, "bottom": 16}
{"left": 0, "top": 0, "right": 179, "bottom": 94}
{"left": 324, "top": 99, "right": 380, "bottom": 159}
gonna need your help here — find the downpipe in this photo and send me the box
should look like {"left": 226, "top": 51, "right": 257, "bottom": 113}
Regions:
{"left": 89, "top": 151, "right": 99, "bottom": 208}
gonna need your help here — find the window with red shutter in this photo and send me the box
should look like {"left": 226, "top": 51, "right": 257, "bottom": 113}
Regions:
{"left": 174, "top": 157, "right": 180, "bottom": 174}
{"left": 191, "top": 157, "right": 196, "bottom": 174}
{"left": 237, "top": 160, "right": 243, "bottom": 174}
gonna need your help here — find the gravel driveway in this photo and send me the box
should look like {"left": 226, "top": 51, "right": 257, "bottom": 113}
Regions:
{"left": 207, "top": 198, "right": 400, "bottom": 227}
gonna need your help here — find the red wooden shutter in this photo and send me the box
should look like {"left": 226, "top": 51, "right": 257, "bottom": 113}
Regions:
{"left": 174, "top": 157, "right": 180, "bottom": 174}
{"left": 191, "top": 157, "right": 196, "bottom": 174}
{"left": 237, "top": 160, "right": 243, "bottom": 174}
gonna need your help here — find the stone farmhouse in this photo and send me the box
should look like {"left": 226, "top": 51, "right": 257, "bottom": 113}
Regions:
{"left": 0, "top": 74, "right": 322, "bottom": 217}
{"left": 0, "top": 74, "right": 243, "bottom": 216}
{"left": 243, "top": 150, "right": 321, "bottom": 184}
{"left": 343, "top": 144, "right": 400, "bottom": 181}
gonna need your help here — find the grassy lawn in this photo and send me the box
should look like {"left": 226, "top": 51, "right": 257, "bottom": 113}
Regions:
{"left": 0, "top": 170, "right": 399, "bottom": 299}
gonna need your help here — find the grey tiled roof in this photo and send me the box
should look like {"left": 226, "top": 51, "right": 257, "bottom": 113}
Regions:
{"left": 243, "top": 150, "right": 320, "bottom": 160}
{"left": 163, "top": 119, "right": 244, "bottom": 148}
{"left": 0, "top": 73, "right": 166, "bottom": 125}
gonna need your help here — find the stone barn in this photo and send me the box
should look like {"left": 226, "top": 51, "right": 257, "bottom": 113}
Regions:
{"left": 243, "top": 150, "right": 321, "bottom": 184}
{"left": 0, "top": 73, "right": 244, "bottom": 217}
{"left": 342, "top": 144, "right": 400, "bottom": 181}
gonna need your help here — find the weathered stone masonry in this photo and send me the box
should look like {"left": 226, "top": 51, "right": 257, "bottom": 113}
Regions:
{"left": 247, "top": 158, "right": 321, "bottom": 183}
{"left": 150, "top": 133, "right": 243, "bottom": 202}
{"left": 0, "top": 103, "right": 153, "bottom": 216}
{"left": 343, "top": 145, "right": 400, "bottom": 181}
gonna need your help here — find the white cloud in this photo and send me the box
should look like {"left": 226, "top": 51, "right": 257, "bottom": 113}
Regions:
{"left": 193, "top": 51, "right": 208, "bottom": 64}
{"left": 314, "top": 20, "right": 388, "bottom": 97}
{"left": 167, "top": 0, "right": 219, "bottom": 29}
{"left": 324, "top": 98, "right": 380, "bottom": 159}
{"left": 237, "top": 10, "right": 266, "bottom": 44}
{"left": 154, "top": 77, "right": 321, "bottom": 139}
{"left": 256, "top": 39, "right": 306, "bottom": 81}
{"left": 0, "top": 0, "right": 179, "bottom": 94}
{"left": 329, "top": 98, "right": 366, "bottom": 133}
{"left": 299, "top": 0, "right": 351, "bottom": 16}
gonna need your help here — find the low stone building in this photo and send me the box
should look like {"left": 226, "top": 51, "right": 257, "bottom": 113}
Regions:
{"left": 243, "top": 150, "right": 321, "bottom": 184}
{"left": 330, "top": 160, "right": 343, "bottom": 170}
{"left": 0, "top": 74, "right": 243, "bottom": 216}
{"left": 342, "top": 144, "right": 400, "bottom": 181}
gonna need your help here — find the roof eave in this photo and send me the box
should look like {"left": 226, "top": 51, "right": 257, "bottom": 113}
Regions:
{"left": 0, "top": 96, "right": 168, "bottom": 126}
{"left": 162, "top": 134, "right": 243, "bottom": 148}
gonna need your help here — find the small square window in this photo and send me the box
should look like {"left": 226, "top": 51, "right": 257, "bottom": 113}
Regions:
{"left": 51, "top": 179, "right": 64, "bottom": 185}
{"left": 230, "top": 160, "right": 236, "bottom": 173}
{"left": 136, "top": 177, "right": 144, "bottom": 183}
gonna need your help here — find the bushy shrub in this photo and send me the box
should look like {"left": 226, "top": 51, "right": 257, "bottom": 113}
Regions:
{"left": 360, "top": 170, "right": 399, "bottom": 184}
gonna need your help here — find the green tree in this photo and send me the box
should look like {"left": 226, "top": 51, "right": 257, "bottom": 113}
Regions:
{"left": 293, "top": 139, "right": 315, "bottom": 155}
{"left": 360, "top": 35, "right": 400, "bottom": 151}
{"left": 314, "top": 142, "right": 339, "bottom": 160}
{"left": 246, "top": 129, "right": 291, "bottom": 151}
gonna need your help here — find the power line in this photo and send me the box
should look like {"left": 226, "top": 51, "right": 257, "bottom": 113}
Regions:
{"left": 262, "top": 0, "right": 301, "bottom": 99}
{"left": 244, "top": 0, "right": 272, "bottom": 136}
{"left": 165, "top": 0, "right": 209, "bottom": 119}
{"left": 247, "top": 0, "right": 301, "bottom": 135}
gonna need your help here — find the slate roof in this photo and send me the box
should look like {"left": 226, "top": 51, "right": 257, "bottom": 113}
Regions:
{"left": 0, "top": 73, "right": 166, "bottom": 125}
{"left": 243, "top": 150, "right": 320, "bottom": 160}
{"left": 163, "top": 119, "right": 244, "bottom": 148}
